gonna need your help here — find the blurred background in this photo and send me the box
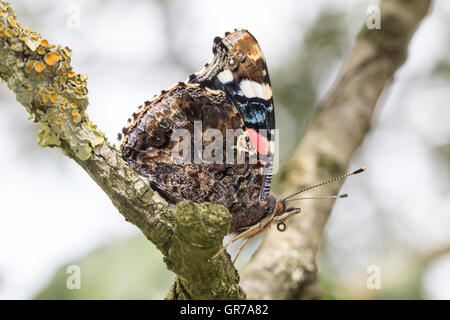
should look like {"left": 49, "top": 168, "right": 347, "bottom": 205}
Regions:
{"left": 0, "top": 0, "right": 449, "bottom": 299}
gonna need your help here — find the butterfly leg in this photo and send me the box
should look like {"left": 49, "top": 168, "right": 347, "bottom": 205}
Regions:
{"left": 232, "top": 238, "right": 249, "bottom": 264}
{"left": 210, "top": 234, "right": 241, "bottom": 261}
{"left": 211, "top": 216, "right": 273, "bottom": 262}
{"left": 211, "top": 223, "right": 263, "bottom": 261}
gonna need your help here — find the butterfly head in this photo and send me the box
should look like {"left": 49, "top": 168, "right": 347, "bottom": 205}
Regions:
{"left": 270, "top": 200, "right": 301, "bottom": 232}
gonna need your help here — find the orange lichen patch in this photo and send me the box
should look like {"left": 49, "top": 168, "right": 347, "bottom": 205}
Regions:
{"left": 37, "top": 47, "right": 45, "bottom": 55}
{"left": 72, "top": 110, "right": 79, "bottom": 116}
{"left": 71, "top": 103, "right": 78, "bottom": 109}
{"left": 49, "top": 92, "right": 58, "bottom": 102}
{"left": 72, "top": 116, "right": 81, "bottom": 123}
{"left": 67, "top": 71, "right": 76, "bottom": 78}
{"left": 34, "top": 61, "right": 44, "bottom": 72}
{"left": 40, "top": 39, "right": 50, "bottom": 47}
{"left": 1, "top": 4, "right": 7, "bottom": 11}
{"left": 60, "top": 76, "right": 67, "bottom": 84}
{"left": 7, "top": 16, "right": 16, "bottom": 27}
{"left": 42, "top": 95, "right": 49, "bottom": 103}
{"left": 5, "top": 28, "right": 12, "bottom": 37}
{"left": 45, "top": 65, "right": 51, "bottom": 72}
{"left": 44, "top": 52, "right": 60, "bottom": 65}
{"left": 61, "top": 98, "right": 68, "bottom": 104}
{"left": 61, "top": 113, "right": 67, "bottom": 119}
{"left": 0, "top": 31, "right": 4, "bottom": 36}
{"left": 55, "top": 119, "right": 62, "bottom": 125}
{"left": 0, "top": 22, "right": 4, "bottom": 30}
{"left": 63, "top": 103, "right": 69, "bottom": 109}
{"left": 25, "top": 60, "right": 34, "bottom": 73}
{"left": 24, "top": 35, "right": 42, "bottom": 51}
{"left": 13, "top": 28, "right": 18, "bottom": 36}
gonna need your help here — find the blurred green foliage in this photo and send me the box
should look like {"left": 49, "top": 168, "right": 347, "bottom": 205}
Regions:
{"left": 35, "top": 235, "right": 174, "bottom": 299}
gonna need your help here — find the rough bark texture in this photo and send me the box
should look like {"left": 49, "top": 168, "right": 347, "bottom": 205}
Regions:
{"left": 0, "top": 0, "right": 431, "bottom": 300}
{"left": 240, "top": 0, "right": 432, "bottom": 299}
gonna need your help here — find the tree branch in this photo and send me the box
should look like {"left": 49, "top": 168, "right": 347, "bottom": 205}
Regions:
{"left": 240, "top": 0, "right": 432, "bottom": 299}
{"left": 0, "top": 1, "right": 244, "bottom": 299}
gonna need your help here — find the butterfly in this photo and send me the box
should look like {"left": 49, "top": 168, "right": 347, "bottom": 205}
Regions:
{"left": 119, "top": 30, "right": 365, "bottom": 263}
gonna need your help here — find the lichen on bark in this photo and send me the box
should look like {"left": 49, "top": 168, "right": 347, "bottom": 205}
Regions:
{"left": 0, "top": 1, "right": 103, "bottom": 160}
{"left": 165, "top": 201, "right": 245, "bottom": 299}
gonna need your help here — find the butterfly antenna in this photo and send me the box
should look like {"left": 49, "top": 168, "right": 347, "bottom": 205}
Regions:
{"left": 283, "top": 167, "right": 365, "bottom": 201}
{"left": 285, "top": 193, "right": 348, "bottom": 202}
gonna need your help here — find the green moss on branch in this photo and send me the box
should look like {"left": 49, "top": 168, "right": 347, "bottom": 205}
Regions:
{"left": 165, "top": 201, "right": 245, "bottom": 300}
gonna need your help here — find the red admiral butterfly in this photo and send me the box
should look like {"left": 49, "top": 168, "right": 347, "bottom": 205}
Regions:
{"left": 119, "top": 30, "right": 365, "bottom": 263}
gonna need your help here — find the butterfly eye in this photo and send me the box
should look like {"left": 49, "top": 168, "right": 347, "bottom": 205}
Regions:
{"left": 274, "top": 201, "right": 286, "bottom": 216}
{"left": 228, "top": 58, "right": 235, "bottom": 66}
{"left": 237, "top": 52, "right": 245, "bottom": 62}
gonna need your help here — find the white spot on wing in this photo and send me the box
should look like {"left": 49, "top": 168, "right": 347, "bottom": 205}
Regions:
{"left": 240, "top": 79, "right": 272, "bottom": 100}
{"left": 217, "top": 69, "right": 234, "bottom": 84}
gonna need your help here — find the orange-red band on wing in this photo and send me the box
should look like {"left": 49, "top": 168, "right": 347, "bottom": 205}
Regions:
{"left": 246, "top": 127, "right": 269, "bottom": 155}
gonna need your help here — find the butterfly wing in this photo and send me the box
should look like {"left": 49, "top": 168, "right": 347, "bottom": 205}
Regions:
{"left": 188, "top": 30, "right": 276, "bottom": 201}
